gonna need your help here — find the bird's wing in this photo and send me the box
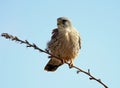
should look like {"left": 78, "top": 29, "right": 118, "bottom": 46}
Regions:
{"left": 79, "top": 36, "right": 81, "bottom": 49}
{"left": 51, "top": 28, "right": 58, "bottom": 39}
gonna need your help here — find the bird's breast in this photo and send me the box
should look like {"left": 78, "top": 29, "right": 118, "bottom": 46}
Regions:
{"left": 48, "top": 29, "right": 80, "bottom": 61}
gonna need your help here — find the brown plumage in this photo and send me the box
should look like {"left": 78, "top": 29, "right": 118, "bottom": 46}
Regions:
{"left": 44, "top": 17, "right": 81, "bottom": 72}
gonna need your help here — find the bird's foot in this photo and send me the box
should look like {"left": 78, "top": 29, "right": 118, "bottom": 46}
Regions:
{"left": 68, "top": 63, "right": 73, "bottom": 69}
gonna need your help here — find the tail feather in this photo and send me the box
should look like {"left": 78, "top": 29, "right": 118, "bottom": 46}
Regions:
{"left": 44, "top": 58, "right": 63, "bottom": 72}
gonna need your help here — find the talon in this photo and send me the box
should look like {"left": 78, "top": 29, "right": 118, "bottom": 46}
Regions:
{"left": 48, "top": 56, "right": 52, "bottom": 58}
{"left": 69, "top": 63, "right": 73, "bottom": 68}
{"left": 68, "top": 59, "right": 74, "bottom": 68}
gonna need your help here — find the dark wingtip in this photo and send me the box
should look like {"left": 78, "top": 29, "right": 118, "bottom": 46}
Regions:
{"left": 44, "top": 64, "right": 61, "bottom": 72}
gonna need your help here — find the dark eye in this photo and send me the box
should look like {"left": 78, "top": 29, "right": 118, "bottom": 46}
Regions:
{"left": 62, "top": 20, "right": 67, "bottom": 24}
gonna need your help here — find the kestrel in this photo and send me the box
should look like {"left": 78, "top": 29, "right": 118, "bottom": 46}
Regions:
{"left": 44, "top": 17, "right": 81, "bottom": 72}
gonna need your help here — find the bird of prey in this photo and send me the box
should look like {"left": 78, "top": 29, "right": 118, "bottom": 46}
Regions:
{"left": 44, "top": 17, "right": 81, "bottom": 72}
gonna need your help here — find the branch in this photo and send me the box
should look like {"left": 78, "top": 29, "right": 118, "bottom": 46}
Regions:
{"left": 1, "top": 33, "right": 108, "bottom": 88}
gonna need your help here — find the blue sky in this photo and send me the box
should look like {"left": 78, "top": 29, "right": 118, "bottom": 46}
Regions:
{"left": 0, "top": 0, "right": 120, "bottom": 88}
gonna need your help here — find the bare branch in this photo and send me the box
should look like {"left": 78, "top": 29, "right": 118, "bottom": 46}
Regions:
{"left": 1, "top": 33, "right": 108, "bottom": 88}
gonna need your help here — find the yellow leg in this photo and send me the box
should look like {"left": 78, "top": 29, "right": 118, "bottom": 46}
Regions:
{"left": 69, "top": 59, "right": 74, "bottom": 68}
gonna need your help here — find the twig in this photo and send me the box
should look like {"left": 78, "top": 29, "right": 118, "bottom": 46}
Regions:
{"left": 71, "top": 65, "right": 108, "bottom": 88}
{"left": 1, "top": 33, "right": 108, "bottom": 88}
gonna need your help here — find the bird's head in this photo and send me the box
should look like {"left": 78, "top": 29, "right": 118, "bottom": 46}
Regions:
{"left": 57, "top": 17, "right": 72, "bottom": 29}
